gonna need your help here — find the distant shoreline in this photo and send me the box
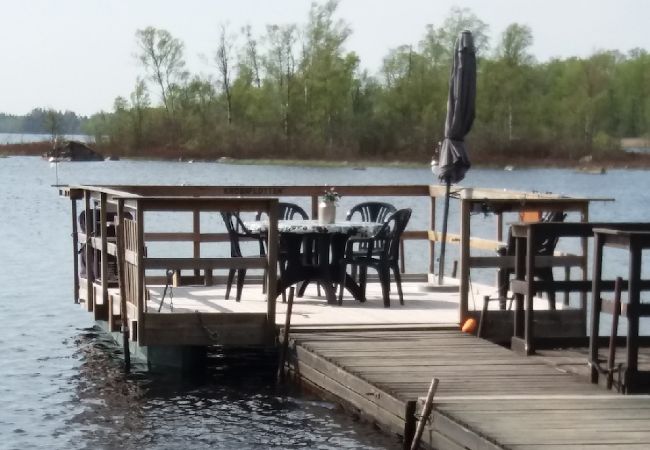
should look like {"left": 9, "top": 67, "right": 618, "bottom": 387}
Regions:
{"left": 3, "top": 140, "right": 650, "bottom": 170}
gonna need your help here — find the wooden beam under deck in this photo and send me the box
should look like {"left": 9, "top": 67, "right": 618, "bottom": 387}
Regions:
{"left": 143, "top": 312, "right": 273, "bottom": 347}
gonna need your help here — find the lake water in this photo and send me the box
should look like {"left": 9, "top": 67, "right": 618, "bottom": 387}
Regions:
{"left": 1, "top": 156, "right": 650, "bottom": 449}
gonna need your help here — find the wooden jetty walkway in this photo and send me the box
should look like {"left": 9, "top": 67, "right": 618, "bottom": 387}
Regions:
{"left": 288, "top": 327, "right": 650, "bottom": 449}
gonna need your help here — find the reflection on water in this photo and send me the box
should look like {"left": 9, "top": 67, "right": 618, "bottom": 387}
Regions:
{"left": 60, "top": 327, "right": 396, "bottom": 450}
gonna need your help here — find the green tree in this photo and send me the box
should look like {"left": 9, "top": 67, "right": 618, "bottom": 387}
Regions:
{"left": 264, "top": 23, "right": 300, "bottom": 149}
{"left": 493, "top": 23, "right": 534, "bottom": 141}
{"left": 44, "top": 108, "right": 62, "bottom": 144}
{"left": 215, "top": 24, "right": 235, "bottom": 125}
{"left": 135, "top": 27, "right": 187, "bottom": 115}
{"left": 129, "top": 78, "right": 151, "bottom": 150}
{"left": 437, "top": 7, "right": 490, "bottom": 57}
{"left": 300, "top": 0, "right": 358, "bottom": 152}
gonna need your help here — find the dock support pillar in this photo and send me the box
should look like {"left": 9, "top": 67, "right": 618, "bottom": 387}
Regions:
{"left": 403, "top": 400, "right": 417, "bottom": 450}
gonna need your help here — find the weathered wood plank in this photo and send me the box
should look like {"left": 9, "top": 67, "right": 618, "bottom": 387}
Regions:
{"left": 292, "top": 328, "right": 650, "bottom": 450}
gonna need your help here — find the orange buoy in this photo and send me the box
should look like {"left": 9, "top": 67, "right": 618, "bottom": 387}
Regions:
{"left": 461, "top": 318, "right": 477, "bottom": 334}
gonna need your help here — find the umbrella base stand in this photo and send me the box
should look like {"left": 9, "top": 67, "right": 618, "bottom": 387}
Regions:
{"left": 418, "top": 274, "right": 460, "bottom": 293}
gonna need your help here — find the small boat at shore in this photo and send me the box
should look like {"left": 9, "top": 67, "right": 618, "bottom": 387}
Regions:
{"left": 43, "top": 140, "right": 103, "bottom": 162}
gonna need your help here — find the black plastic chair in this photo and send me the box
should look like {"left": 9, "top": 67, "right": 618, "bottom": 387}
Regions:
{"left": 497, "top": 211, "right": 567, "bottom": 310}
{"left": 221, "top": 211, "right": 264, "bottom": 301}
{"left": 338, "top": 208, "right": 412, "bottom": 308}
{"left": 256, "top": 202, "right": 308, "bottom": 221}
{"left": 345, "top": 201, "right": 398, "bottom": 280}
{"left": 345, "top": 201, "right": 397, "bottom": 223}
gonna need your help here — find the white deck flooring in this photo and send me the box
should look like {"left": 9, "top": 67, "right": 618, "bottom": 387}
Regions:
{"left": 146, "top": 279, "right": 557, "bottom": 327}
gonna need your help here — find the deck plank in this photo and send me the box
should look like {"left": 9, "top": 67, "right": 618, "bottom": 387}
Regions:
{"left": 290, "top": 329, "right": 650, "bottom": 450}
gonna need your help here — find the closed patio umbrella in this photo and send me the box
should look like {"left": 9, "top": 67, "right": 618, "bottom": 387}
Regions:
{"left": 437, "top": 30, "right": 476, "bottom": 285}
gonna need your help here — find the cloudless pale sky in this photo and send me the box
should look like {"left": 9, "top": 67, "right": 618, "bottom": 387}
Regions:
{"left": 1, "top": 0, "right": 648, "bottom": 116}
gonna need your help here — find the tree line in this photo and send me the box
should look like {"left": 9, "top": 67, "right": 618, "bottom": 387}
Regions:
{"left": 83, "top": 1, "right": 649, "bottom": 164}
{"left": 0, "top": 109, "right": 87, "bottom": 136}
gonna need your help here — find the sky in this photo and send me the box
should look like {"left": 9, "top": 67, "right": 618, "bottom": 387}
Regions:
{"left": 1, "top": 0, "right": 648, "bottom": 117}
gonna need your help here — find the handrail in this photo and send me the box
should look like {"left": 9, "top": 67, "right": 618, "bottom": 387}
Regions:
{"left": 62, "top": 183, "right": 604, "bottom": 339}
{"left": 67, "top": 187, "right": 280, "bottom": 347}
{"left": 509, "top": 221, "right": 650, "bottom": 356}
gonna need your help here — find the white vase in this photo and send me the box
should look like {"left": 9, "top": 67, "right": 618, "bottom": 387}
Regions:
{"left": 318, "top": 200, "right": 336, "bottom": 224}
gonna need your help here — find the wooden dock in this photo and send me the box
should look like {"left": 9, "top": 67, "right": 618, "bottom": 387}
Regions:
{"left": 288, "top": 328, "right": 650, "bottom": 449}
{"left": 57, "top": 183, "right": 650, "bottom": 449}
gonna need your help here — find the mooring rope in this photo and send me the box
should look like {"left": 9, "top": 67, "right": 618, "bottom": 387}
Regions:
{"left": 196, "top": 310, "right": 219, "bottom": 342}
{"left": 158, "top": 269, "right": 175, "bottom": 312}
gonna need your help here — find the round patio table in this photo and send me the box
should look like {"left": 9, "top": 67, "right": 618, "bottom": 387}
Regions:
{"left": 246, "top": 220, "right": 383, "bottom": 304}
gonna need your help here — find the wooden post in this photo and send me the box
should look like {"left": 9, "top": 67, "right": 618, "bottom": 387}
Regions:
{"left": 409, "top": 378, "right": 439, "bottom": 450}
{"left": 193, "top": 209, "right": 200, "bottom": 278}
{"left": 136, "top": 201, "right": 145, "bottom": 345}
{"left": 403, "top": 400, "right": 417, "bottom": 450}
{"left": 99, "top": 192, "right": 108, "bottom": 319}
{"left": 458, "top": 199, "right": 471, "bottom": 324}
{"left": 607, "top": 277, "right": 622, "bottom": 390}
{"left": 580, "top": 203, "right": 589, "bottom": 333}
{"left": 71, "top": 198, "right": 79, "bottom": 304}
{"left": 266, "top": 200, "right": 279, "bottom": 325}
{"left": 428, "top": 193, "right": 436, "bottom": 277}
{"left": 495, "top": 212, "right": 503, "bottom": 297}
{"left": 478, "top": 295, "right": 490, "bottom": 338}
{"left": 277, "top": 287, "right": 295, "bottom": 382}
{"left": 496, "top": 212, "right": 503, "bottom": 242}
{"left": 204, "top": 270, "right": 213, "bottom": 286}
{"left": 564, "top": 266, "right": 571, "bottom": 306}
{"left": 310, "top": 195, "right": 318, "bottom": 220}
{"left": 524, "top": 226, "right": 536, "bottom": 355}
{"left": 589, "top": 232, "right": 604, "bottom": 384}
{"left": 626, "top": 239, "right": 642, "bottom": 390}
{"left": 116, "top": 198, "right": 131, "bottom": 372}
{"left": 84, "top": 190, "right": 94, "bottom": 312}
{"left": 513, "top": 234, "right": 526, "bottom": 339}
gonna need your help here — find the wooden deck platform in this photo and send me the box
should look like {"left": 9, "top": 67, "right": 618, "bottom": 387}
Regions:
{"left": 79, "top": 275, "right": 573, "bottom": 347}
{"left": 288, "top": 328, "right": 650, "bottom": 450}
{"left": 144, "top": 277, "right": 562, "bottom": 326}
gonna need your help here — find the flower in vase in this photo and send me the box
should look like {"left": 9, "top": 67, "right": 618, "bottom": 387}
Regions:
{"left": 322, "top": 186, "right": 341, "bottom": 204}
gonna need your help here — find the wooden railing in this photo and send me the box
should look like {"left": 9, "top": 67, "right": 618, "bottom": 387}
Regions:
{"left": 509, "top": 222, "right": 650, "bottom": 357}
{"left": 59, "top": 184, "right": 605, "bottom": 336}
{"left": 121, "top": 217, "right": 139, "bottom": 332}
{"left": 115, "top": 196, "right": 280, "bottom": 346}
{"left": 590, "top": 227, "right": 650, "bottom": 393}
{"left": 428, "top": 185, "right": 601, "bottom": 323}
{"left": 64, "top": 184, "right": 438, "bottom": 276}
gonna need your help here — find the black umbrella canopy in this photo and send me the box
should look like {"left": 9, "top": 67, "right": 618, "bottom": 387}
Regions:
{"left": 438, "top": 30, "right": 476, "bottom": 185}
{"left": 436, "top": 30, "right": 476, "bottom": 287}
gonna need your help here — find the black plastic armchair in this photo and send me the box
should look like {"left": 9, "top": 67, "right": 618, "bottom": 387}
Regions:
{"left": 345, "top": 201, "right": 397, "bottom": 223}
{"left": 338, "top": 208, "right": 412, "bottom": 307}
{"left": 255, "top": 202, "right": 308, "bottom": 221}
{"left": 345, "top": 201, "right": 398, "bottom": 279}
{"left": 497, "top": 211, "right": 567, "bottom": 310}
{"left": 221, "top": 211, "right": 264, "bottom": 301}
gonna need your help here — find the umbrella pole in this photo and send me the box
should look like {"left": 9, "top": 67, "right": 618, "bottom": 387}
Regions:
{"left": 437, "top": 180, "right": 451, "bottom": 286}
